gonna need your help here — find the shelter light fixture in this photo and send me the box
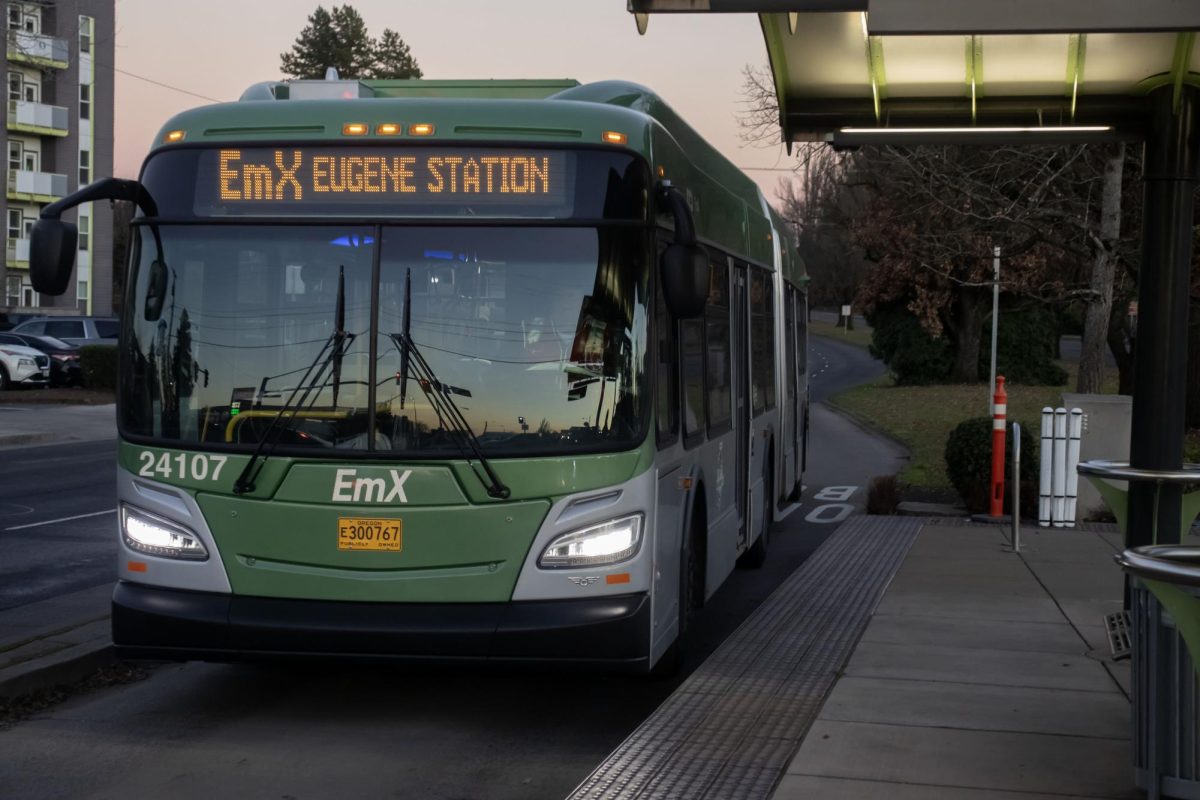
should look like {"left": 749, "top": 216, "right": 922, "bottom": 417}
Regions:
{"left": 839, "top": 126, "right": 1111, "bottom": 134}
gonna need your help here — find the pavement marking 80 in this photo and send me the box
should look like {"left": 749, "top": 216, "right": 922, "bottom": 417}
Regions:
{"left": 804, "top": 485, "right": 858, "bottom": 524}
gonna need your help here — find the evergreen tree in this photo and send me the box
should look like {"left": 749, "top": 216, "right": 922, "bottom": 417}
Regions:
{"left": 280, "top": 5, "right": 376, "bottom": 79}
{"left": 369, "top": 28, "right": 423, "bottom": 79}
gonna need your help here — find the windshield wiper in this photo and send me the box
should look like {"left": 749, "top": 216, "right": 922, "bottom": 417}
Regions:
{"left": 389, "top": 330, "right": 510, "bottom": 500}
{"left": 232, "top": 265, "right": 355, "bottom": 495}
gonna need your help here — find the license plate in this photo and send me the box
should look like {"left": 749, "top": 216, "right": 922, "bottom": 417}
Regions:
{"left": 337, "top": 518, "right": 403, "bottom": 551}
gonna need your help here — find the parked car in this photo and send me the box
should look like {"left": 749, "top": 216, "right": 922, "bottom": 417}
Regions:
{"left": 0, "top": 333, "right": 81, "bottom": 387}
{"left": 0, "top": 342, "right": 50, "bottom": 390}
{"left": 11, "top": 316, "right": 119, "bottom": 347}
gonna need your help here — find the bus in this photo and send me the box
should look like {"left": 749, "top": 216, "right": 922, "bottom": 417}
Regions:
{"left": 30, "top": 77, "right": 809, "bottom": 673}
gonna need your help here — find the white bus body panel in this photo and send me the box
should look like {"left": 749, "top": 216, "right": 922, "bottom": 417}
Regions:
{"left": 116, "top": 468, "right": 233, "bottom": 593}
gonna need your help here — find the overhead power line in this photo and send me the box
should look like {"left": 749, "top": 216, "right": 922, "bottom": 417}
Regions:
{"left": 114, "top": 67, "right": 223, "bottom": 103}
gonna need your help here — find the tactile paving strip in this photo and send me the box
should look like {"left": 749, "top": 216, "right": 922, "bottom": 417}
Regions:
{"left": 566, "top": 515, "right": 923, "bottom": 800}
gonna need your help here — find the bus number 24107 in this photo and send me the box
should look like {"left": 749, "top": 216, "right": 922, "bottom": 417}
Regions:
{"left": 137, "top": 451, "right": 229, "bottom": 482}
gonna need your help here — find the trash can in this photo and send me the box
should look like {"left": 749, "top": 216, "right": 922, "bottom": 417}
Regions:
{"left": 1116, "top": 546, "right": 1200, "bottom": 799}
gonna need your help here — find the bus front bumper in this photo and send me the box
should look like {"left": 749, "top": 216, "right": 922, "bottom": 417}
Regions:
{"left": 112, "top": 582, "right": 652, "bottom": 670}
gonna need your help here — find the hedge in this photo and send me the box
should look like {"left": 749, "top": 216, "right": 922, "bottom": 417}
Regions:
{"left": 944, "top": 416, "right": 1038, "bottom": 515}
{"left": 80, "top": 344, "right": 117, "bottom": 390}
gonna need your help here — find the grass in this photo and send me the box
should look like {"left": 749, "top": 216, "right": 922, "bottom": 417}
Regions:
{"left": 809, "top": 318, "right": 873, "bottom": 350}
{"left": 829, "top": 362, "right": 1120, "bottom": 490}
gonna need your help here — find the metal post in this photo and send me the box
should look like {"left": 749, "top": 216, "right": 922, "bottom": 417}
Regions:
{"left": 1011, "top": 422, "right": 1021, "bottom": 552}
{"left": 989, "top": 245, "right": 1000, "bottom": 413}
{"left": 1128, "top": 85, "right": 1200, "bottom": 548}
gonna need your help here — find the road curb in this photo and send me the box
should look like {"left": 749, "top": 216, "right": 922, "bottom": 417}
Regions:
{"left": 0, "top": 637, "right": 115, "bottom": 701}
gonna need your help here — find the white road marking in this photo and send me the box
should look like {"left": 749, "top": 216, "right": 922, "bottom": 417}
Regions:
{"left": 5, "top": 508, "right": 117, "bottom": 531}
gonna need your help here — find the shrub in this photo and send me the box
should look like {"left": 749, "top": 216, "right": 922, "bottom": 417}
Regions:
{"left": 867, "top": 304, "right": 954, "bottom": 385}
{"left": 978, "top": 305, "right": 1067, "bottom": 386}
{"left": 944, "top": 417, "right": 1038, "bottom": 515}
{"left": 80, "top": 344, "right": 117, "bottom": 390}
{"left": 866, "top": 475, "right": 900, "bottom": 515}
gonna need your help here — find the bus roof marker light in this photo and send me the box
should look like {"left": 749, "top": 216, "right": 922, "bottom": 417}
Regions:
{"left": 409, "top": 123, "right": 435, "bottom": 136}
{"left": 342, "top": 123, "right": 368, "bottom": 136}
{"left": 602, "top": 131, "right": 628, "bottom": 145}
{"left": 163, "top": 129, "right": 186, "bottom": 143}
{"left": 376, "top": 123, "right": 402, "bottom": 136}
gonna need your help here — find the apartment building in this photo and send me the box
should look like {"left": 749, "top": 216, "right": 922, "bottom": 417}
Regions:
{"left": 2, "top": 0, "right": 113, "bottom": 317}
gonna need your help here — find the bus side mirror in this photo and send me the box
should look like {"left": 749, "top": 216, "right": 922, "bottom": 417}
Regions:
{"left": 144, "top": 260, "right": 168, "bottom": 321}
{"left": 657, "top": 180, "right": 709, "bottom": 319}
{"left": 30, "top": 177, "right": 158, "bottom": 297}
{"left": 29, "top": 218, "right": 78, "bottom": 296}
{"left": 660, "top": 244, "right": 708, "bottom": 319}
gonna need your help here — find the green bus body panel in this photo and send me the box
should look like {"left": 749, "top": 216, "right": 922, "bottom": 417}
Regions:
{"left": 118, "top": 441, "right": 652, "bottom": 503}
{"left": 195, "top": 492, "right": 550, "bottom": 602}
{"left": 276, "top": 463, "right": 467, "bottom": 506}
{"left": 118, "top": 440, "right": 654, "bottom": 601}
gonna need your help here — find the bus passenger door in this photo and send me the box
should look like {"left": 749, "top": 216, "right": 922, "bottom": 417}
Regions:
{"left": 732, "top": 264, "right": 751, "bottom": 546}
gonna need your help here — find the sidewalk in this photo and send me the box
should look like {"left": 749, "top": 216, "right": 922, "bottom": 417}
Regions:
{"left": 571, "top": 517, "right": 1134, "bottom": 799}
{"left": 0, "top": 402, "right": 116, "bottom": 448}
{"left": 776, "top": 522, "right": 1132, "bottom": 799}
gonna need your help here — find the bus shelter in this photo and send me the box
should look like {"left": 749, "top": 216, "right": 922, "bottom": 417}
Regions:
{"left": 630, "top": 0, "right": 1200, "bottom": 550}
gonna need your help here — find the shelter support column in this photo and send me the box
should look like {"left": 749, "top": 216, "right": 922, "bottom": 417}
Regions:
{"left": 1128, "top": 85, "right": 1200, "bottom": 547}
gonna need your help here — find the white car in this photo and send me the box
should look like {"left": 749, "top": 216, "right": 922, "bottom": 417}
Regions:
{"left": 0, "top": 343, "right": 50, "bottom": 390}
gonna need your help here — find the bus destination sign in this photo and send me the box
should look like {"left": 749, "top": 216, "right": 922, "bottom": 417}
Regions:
{"left": 194, "top": 147, "right": 572, "bottom": 216}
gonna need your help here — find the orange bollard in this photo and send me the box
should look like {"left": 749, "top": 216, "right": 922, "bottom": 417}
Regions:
{"left": 990, "top": 376, "right": 1008, "bottom": 518}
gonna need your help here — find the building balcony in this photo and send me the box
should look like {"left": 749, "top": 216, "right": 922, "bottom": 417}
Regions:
{"left": 5, "top": 237, "right": 29, "bottom": 268}
{"left": 7, "top": 169, "right": 67, "bottom": 203}
{"left": 6, "top": 31, "right": 69, "bottom": 69}
{"left": 7, "top": 99, "right": 68, "bottom": 136}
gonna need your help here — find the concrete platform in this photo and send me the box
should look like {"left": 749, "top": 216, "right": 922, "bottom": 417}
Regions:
{"left": 574, "top": 516, "right": 1133, "bottom": 799}
{"left": 778, "top": 519, "right": 1133, "bottom": 800}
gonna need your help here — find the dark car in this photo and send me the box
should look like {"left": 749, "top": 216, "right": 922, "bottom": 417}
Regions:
{"left": 0, "top": 333, "right": 81, "bottom": 387}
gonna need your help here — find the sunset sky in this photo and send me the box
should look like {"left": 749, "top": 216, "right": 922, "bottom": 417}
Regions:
{"left": 111, "top": 1, "right": 796, "bottom": 203}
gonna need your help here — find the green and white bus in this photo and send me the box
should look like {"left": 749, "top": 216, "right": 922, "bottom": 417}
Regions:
{"left": 31, "top": 77, "right": 809, "bottom": 672}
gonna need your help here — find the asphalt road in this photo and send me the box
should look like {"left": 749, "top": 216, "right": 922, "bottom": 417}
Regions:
{"left": 0, "top": 438, "right": 117, "bottom": 610}
{"left": 0, "top": 337, "right": 906, "bottom": 799}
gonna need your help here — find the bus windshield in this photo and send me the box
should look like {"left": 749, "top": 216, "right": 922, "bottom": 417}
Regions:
{"left": 120, "top": 224, "right": 651, "bottom": 457}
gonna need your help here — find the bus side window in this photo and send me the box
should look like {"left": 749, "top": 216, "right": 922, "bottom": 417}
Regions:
{"left": 705, "top": 259, "right": 732, "bottom": 435}
{"left": 798, "top": 293, "right": 808, "bottom": 375}
{"left": 750, "top": 270, "right": 775, "bottom": 414}
{"left": 681, "top": 316, "right": 705, "bottom": 447}
{"left": 785, "top": 287, "right": 796, "bottom": 406}
{"left": 655, "top": 285, "right": 679, "bottom": 447}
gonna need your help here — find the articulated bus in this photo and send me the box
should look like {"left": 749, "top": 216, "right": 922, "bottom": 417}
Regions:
{"left": 31, "top": 77, "right": 809, "bottom": 672}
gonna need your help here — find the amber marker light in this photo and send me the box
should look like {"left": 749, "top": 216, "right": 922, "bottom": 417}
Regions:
{"left": 602, "top": 130, "right": 628, "bottom": 145}
{"left": 163, "top": 129, "right": 186, "bottom": 143}
{"left": 127, "top": 561, "right": 148, "bottom": 573}
{"left": 606, "top": 573, "right": 631, "bottom": 585}
{"left": 409, "top": 123, "right": 435, "bottom": 136}
{"left": 376, "top": 123, "right": 402, "bottom": 136}
{"left": 342, "top": 122, "right": 369, "bottom": 136}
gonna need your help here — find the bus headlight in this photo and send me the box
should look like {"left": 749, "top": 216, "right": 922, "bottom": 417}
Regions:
{"left": 121, "top": 504, "right": 208, "bottom": 560}
{"left": 538, "top": 513, "right": 642, "bottom": 569}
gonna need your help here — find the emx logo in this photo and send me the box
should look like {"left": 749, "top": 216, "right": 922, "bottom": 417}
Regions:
{"left": 332, "top": 469, "right": 412, "bottom": 504}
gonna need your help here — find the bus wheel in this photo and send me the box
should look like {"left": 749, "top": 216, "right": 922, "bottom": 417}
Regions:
{"left": 652, "top": 512, "right": 701, "bottom": 677}
{"left": 739, "top": 458, "right": 772, "bottom": 569}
